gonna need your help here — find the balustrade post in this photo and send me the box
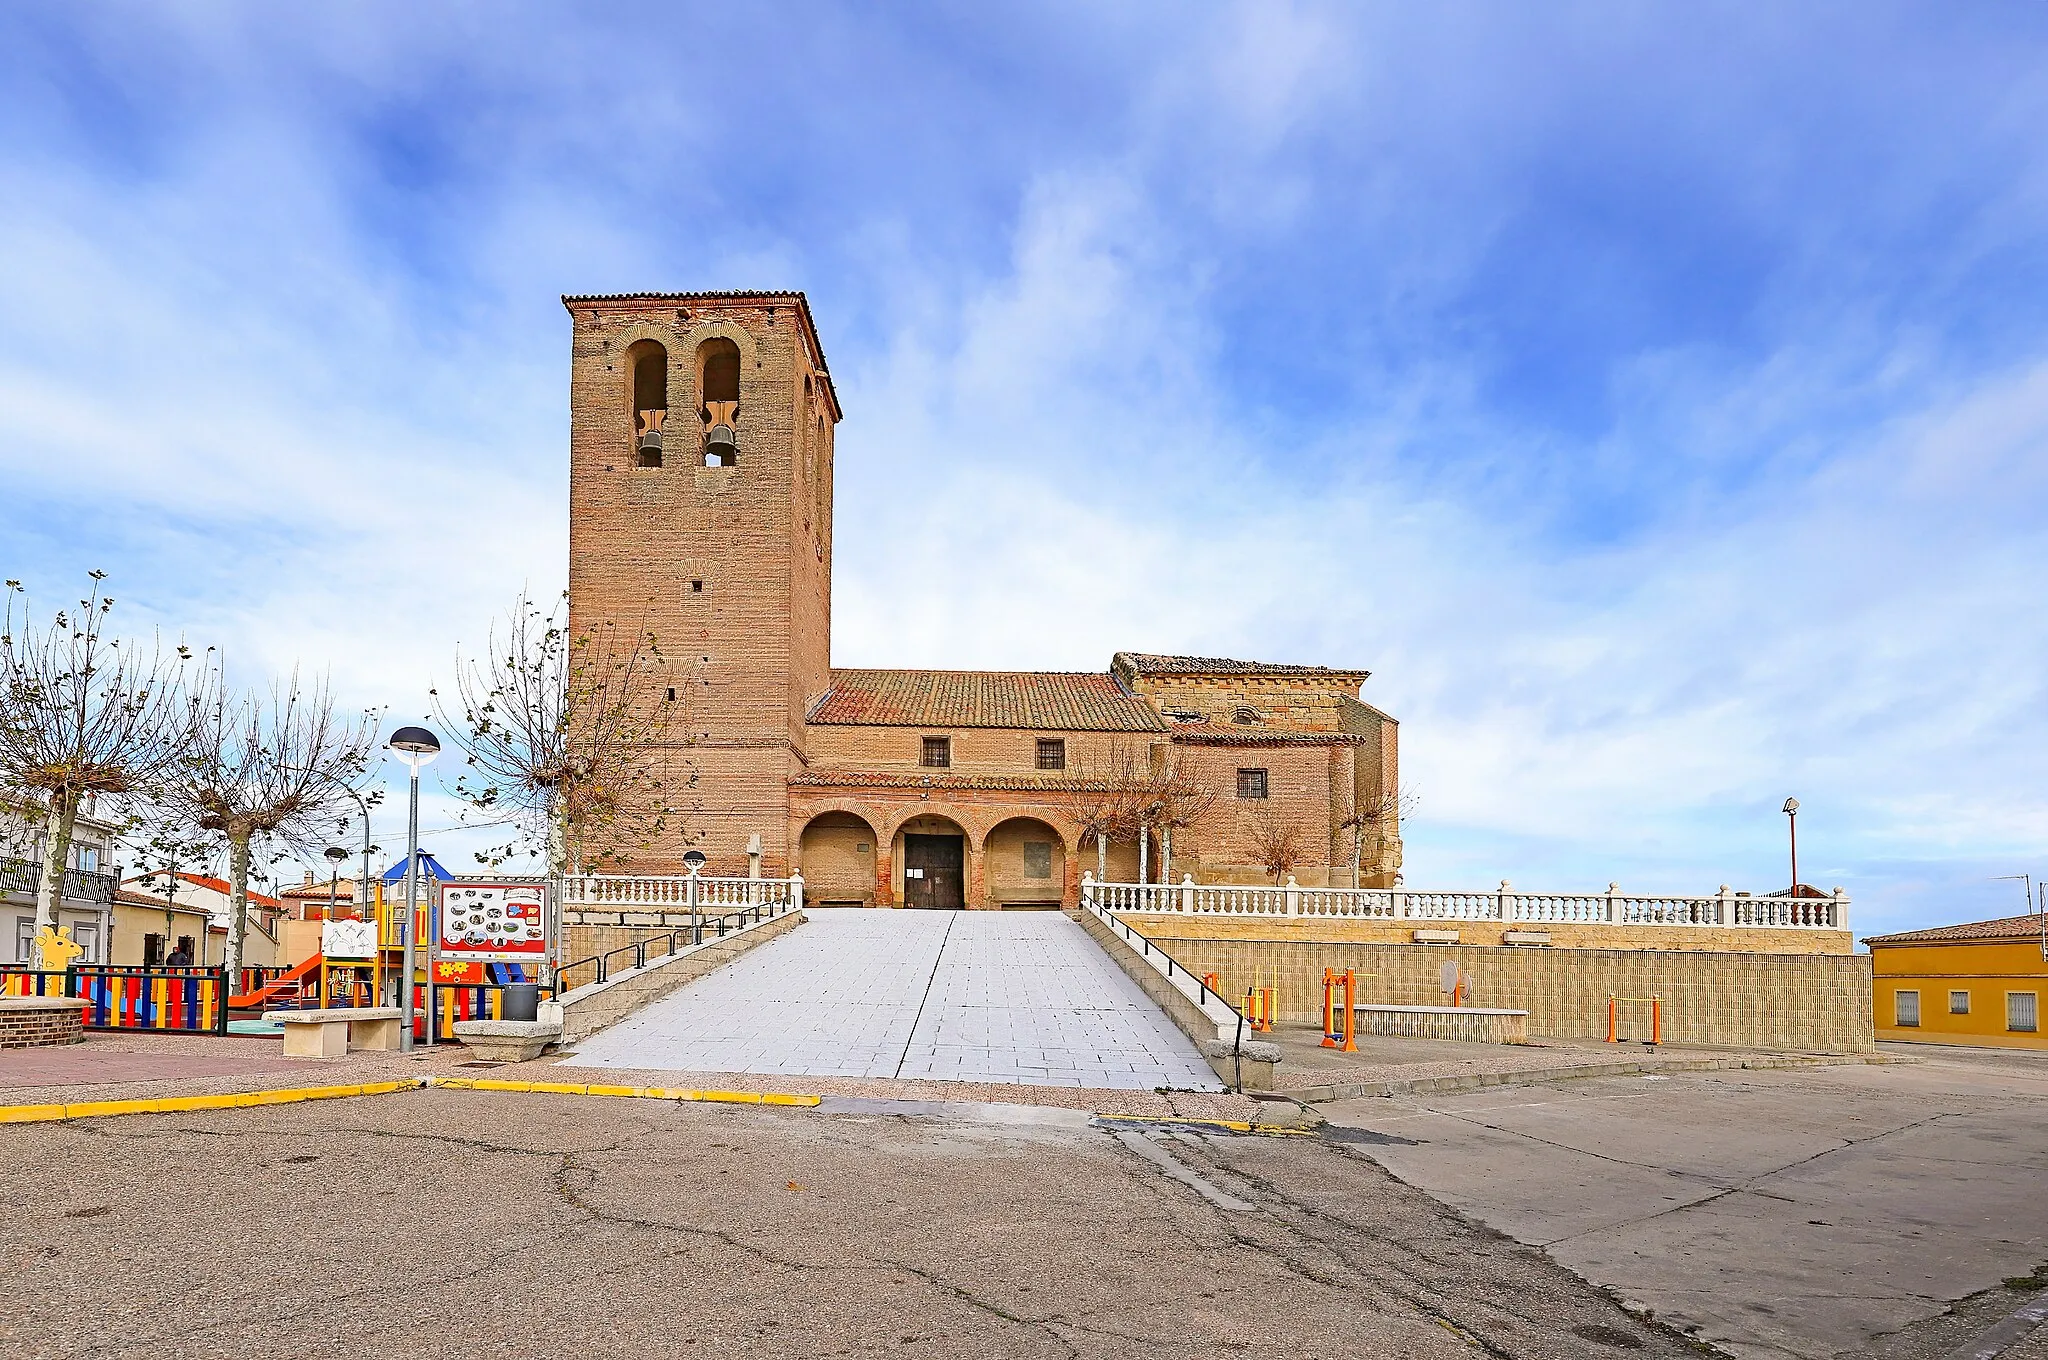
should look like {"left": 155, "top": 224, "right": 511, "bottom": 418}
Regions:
{"left": 1717, "top": 884, "right": 1733, "bottom": 927}
{"left": 1832, "top": 887, "right": 1848, "bottom": 933}
{"left": 1498, "top": 879, "right": 1514, "bottom": 923}
{"left": 1606, "top": 881, "right": 1623, "bottom": 924}
{"left": 1284, "top": 876, "right": 1300, "bottom": 917}
{"left": 791, "top": 870, "right": 804, "bottom": 916}
{"left": 1179, "top": 873, "right": 1195, "bottom": 913}
{"left": 1081, "top": 871, "right": 1095, "bottom": 910}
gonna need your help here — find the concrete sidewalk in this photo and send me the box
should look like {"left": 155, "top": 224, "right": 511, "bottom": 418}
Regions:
{"left": 562, "top": 909, "right": 1221, "bottom": 1090}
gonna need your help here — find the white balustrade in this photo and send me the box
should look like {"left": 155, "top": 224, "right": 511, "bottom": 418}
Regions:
{"left": 1077, "top": 873, "right": 1845, "bottom": 931}
{"left": 562, "top": 873, "right": 802, "bottom": 912}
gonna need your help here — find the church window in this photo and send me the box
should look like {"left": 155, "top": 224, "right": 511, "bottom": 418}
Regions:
{"left": 665, "top": 687, "right": 677, "bottom": 702}
{"left": 1036, "top": 738, "right": 1065, "bottom": 771}
{"left": 627, "top": 340, "right": 667, "bottom": 467}
{"left": 1237, "top": 768, "right": 1269, "bottom": 800}
{"left": 699, "top": 337, "right": 741, "bottom": 466}
{"left": 691, "top": 579, "right": 703, "bottom": 593}
{"left": 1232, "top": 705, "right": 1260, "bottom": 725}
{"left": 921, "top": 736, "right": 951, "bottom": 769}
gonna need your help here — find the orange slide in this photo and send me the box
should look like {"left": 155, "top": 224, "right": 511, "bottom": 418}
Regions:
{"left": 228, "top": 954, "right": 323, "bottom": 1010}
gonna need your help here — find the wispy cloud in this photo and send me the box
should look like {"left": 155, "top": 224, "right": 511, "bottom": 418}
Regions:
{"left": 1, "top": 3, "right": 2044, "bottom": 930}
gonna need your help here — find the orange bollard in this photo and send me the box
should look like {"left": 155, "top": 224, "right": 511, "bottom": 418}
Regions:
{"left": 1607, "top": 995, "right": 1618, "bottom": 1043}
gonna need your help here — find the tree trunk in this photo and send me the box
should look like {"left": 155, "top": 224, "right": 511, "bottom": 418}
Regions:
{"left": 224, "top": 831, "right": 252, "bottom": 977}
{"left": 1162, "top": 826, "right": 1174, "bottom": 886}
{"left": 1137, "top": 821, "right": 1149, "bottom": 885}
{"left": 1096, "top": 831, "right": 1107, "bottom": 883}
{"left": 1353, "top": 824, "right": 1363, "bottom": 890}
{"left": 30, "top": 792, "right": 79, "bottom": 967}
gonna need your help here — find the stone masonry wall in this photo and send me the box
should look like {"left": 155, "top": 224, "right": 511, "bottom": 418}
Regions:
{"left": 1118, "top": 913, "right": 1854, "bottom": 957}
{"left": 1133, "top": 931, "right": 1875, "bottom": 1053}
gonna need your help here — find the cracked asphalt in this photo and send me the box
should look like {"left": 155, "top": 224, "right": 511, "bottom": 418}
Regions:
{"left": 0, "top": 1086, "right": 1695, "bottom": 1359}
{"left": 1323, "top": 1044, "right": 2048, "bottom": 1359}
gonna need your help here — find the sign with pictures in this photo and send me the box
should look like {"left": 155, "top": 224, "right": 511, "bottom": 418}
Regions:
{"left": 436, "top": 881, "right": 548, "bottom": 961}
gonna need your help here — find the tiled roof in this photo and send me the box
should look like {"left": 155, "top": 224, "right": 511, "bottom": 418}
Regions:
{"left": 1863, "top": 913, "right": 2048, "bottom": 946}
{"left": 1115, "top": 652, "right": 1369, "bottom": 679}
{"left": 114, "top": 888, "right": 210, "bottom": 915}
{"left": 1169, "top": 730, "right": 1370, "bottom": 747}
{"left": 809, "top": 670, "right": 1165, "bottom": 732}
{"left": 122, "top": 872, "right": 282, "bottom": 910}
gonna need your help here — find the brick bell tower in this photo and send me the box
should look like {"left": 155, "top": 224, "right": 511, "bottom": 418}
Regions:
{"left": 563, "top": 291, "right": 841, "bottom": 875}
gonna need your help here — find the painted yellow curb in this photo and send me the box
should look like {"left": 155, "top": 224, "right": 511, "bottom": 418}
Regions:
{"left": 430, "top": 1077, "right": 821, "bottom": 1107}
{"left": 1093, "top": 1113, "right": 1318, "bottom": 1137}
{"left": 0, "top": 1080, "right": 421, "bottom": 1125}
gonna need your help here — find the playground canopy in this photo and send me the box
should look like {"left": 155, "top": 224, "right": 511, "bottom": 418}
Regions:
{"left": 380, "top": 851, "right": 455, "bottom": 885}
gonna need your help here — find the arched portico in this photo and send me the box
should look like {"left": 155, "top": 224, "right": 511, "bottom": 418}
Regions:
{"left": 888, "top": 812, "right": 973, "bottom": 909}
{"left": 797, "top": 810, "right": 881, "bottom": 907}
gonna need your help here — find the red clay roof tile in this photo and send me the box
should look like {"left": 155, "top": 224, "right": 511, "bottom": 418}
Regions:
{"left": 809, "top": 670, "right": 1164, "bottom": 732}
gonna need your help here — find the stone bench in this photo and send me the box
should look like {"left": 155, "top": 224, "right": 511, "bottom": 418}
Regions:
{"left": 452, "top": 1019, "right": 562, "bottom": 1063}
{"left": 1353, "top": 1004, "right": 1530, "bottom": 1045}
{"left": 270, "top": 1006, "right": 404, "bottom": 1058}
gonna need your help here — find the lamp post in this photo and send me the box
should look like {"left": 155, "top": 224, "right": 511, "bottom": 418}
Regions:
{"left": 387, "top": 726, "right": 441, "bottom": 1053}
{"left": 1782, "top": 797, "right": 1800, "bottom": 895}
{"left": 324, "top": 846, "right": 348, "bottom": 919}
{"left": 683, "top": 849, "right": 706, "bottom": 946}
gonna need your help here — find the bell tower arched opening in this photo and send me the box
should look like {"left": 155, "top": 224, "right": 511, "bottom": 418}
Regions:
{"left": 698, "top": 337, "right": 741, "bottom": 466}
{"left": 628, "top": 339, "right": 667, "bottom": 466}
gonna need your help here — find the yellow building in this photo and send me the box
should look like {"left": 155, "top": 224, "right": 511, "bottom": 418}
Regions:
{"left": 1865, "top": 914, "right": 2047, "bottom": 1049}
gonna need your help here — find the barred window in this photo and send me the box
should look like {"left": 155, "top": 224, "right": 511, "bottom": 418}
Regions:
{"left": 1894, "top": 990, "right": 1919, "bottom": 1027}
{"left": 1949, "top": 990, "right": 1971, "bottom": 1015}
{"left": 1237, "top": 768, "right": 1268, "bottom": 800}
{"left": 921, "top": 736, "right": 951, "bottom": 769}
{"left": 1036, "top": 738, "right": 1065, "bottom": 771}
{"left": 2010, "top": 992, "right": 2038, "bottom": 1033}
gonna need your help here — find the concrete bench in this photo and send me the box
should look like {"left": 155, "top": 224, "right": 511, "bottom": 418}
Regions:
{"left": 271, "top": 1006, "right": 405, "bottom": 1058}
{"left": 451, "top": 1019, "right": 562, "bottom": 1063}
{"left": 1353, "top": 1004, "right": 1530, "bottom": 1045}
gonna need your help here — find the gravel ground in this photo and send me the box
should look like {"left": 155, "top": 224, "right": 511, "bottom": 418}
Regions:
{"left": 0, "top": 1083, "right": 1702, "bottom": 1359}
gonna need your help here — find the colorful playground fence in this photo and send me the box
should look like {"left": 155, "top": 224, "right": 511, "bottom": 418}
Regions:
{"left": 413, "top": 982, "right": 511, "bottom": 1041}
{"left": 1, "top": 966, "right": 231, "bottom": 1034}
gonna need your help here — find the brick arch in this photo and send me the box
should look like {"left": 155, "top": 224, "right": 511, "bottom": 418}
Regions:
{"left": 986, "top": 812, "right": 1082, "bottom": 859}
{"left": 878, "top": 805, "right": 983, "bottom": 851}
{"left": 792, "top": 797, "right": 885, "bottom": 836}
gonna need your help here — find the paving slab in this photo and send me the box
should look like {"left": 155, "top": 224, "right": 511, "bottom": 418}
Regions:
{"left": 562, "top": 909, "right": 1220, "bottom": 1091}
{"left": 1321, "top": 1048, "right": 2048, "bottom": 1359}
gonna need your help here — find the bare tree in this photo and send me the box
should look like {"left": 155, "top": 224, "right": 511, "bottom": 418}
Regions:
{"left": 0, "top": 573, "right": 195, "bottom": 966}
{"left": 157, "top": 669, "right": 376, "bottom": 975}
{"left": 1336, "top": 785, "right": 1417, "bottom": 888}
{"left": 1062, "top": 742, "right": 1151, "bottom": 884}
{"left": 1148, "top": 747, "right": 1215, "bottom": 886}
{"left": 434, "top": 591, "right": 683, "bottom": 876}
{"left": 1245, "top": 808, "right": 1304, "bottom": 886}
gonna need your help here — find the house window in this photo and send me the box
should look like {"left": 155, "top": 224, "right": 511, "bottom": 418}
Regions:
{"left": 13, "top": 918, "right": 32, "bottom": 964}
{"left": 1036, "top": 738, "right": 1065, "bottom": 771}
{"left": 73, "top": 923, "right": 98, "bottom": 963}
{"left": 921, "top": 736, "right": 951, "bottom": 769}
{"left": 1237, "top": 768, "right": 1268, "bottom": 800}
{"left": 73, "top": 845, "right": 99, "bottom": 873}
{"left": 1894, "top": 990, "right": 1920, "bottom": 1027}
{"left": 2010, "top": 992, "right": 2039, "bottom": 1033}
{"left": 1023, "top": 842, "right": 1053, "bottom": 879}
{"left": 1949, "top": 990, "right": 1971, "bottom": 1015}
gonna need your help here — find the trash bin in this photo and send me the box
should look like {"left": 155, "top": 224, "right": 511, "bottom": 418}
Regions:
{"left": 501, "top": 983, "right": 541, "bottom": 1023}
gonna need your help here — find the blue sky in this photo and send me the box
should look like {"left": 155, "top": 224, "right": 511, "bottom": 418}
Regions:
{"left": 2, "top": 4, "right": 2045, "bottom": 935}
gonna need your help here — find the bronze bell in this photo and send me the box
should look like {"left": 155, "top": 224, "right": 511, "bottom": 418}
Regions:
{"left": 637, "top": 429, "right": 663, "bottom": 456}
{"left": 705, "top": 423, "right": 737, "bottom": 465}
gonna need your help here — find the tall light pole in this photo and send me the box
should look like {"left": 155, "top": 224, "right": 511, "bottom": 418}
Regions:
{"left": 387, "top": 726, "right": 441, "bottom": 1053}
{"left": 324, "top": 846, "right": 348, "bottom": 918}
{"left": 1782, "top": 797, "right": 1800, "bottom": 894}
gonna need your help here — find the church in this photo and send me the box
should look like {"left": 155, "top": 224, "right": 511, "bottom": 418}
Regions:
{"left": 565, "top": 290, "right": 1402, "bottom": 908}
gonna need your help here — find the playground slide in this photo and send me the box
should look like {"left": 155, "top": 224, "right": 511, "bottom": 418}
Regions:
{"left": 227, "top": 953, "right": 322, "bottom": 1010}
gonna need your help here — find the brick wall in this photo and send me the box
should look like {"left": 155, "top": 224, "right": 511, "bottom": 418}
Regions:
{"left": 0, "top": 998, "right": 86, "bottom": 1048}
{"left": 1129, "top": 930, "right": 1874, "bottom": 1053}
{"left": 1117, "top": 913, "right": 1855, "bottom": 956}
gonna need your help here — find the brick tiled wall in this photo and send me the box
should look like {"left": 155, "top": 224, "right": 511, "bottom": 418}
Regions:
{"left": 0, "top": 1000, "right": 86, "bottom": 1048}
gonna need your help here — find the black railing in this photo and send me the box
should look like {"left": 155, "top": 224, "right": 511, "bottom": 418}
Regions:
{"left": 0, "top": 856, "right": 117, "bottom": 905}
{"left": 552, "top": 901, "right": 789, "bottom": 998}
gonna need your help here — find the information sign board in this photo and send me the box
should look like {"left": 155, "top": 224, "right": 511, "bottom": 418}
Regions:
{"left": 436, "top": 881, "right": 548, "bottom": 962}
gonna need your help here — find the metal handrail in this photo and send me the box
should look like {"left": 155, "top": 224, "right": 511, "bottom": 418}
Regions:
{"left": 551, "top": 900, "right": 789, "bottom": 998}
{"left": 1076, "top": 882, "right": 1238, "bottom": 1018}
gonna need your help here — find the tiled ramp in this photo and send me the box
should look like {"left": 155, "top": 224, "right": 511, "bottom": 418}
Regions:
{"left": 559, "top": 908, "right": 1220, "bottom": 1091}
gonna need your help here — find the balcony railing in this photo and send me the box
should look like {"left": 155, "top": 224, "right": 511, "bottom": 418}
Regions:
{"left": 1080, "top": 873, "right": 1848, "bottom": 931}
{"left": 0, "top": 857, "right": 117, "bottom": 906}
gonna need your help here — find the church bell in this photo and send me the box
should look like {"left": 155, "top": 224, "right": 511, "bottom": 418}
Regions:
{"left": 704, "top": 423, "right": 738, "bottom": 463}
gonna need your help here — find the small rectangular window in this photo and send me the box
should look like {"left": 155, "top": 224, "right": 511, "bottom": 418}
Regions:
{"left": 1237, "top": 768, "right": 1268, "bottom": 800}
{"left": 1894, "top": 990, "right": 1920, "bottom": 1027}
{"left": 921, "top": 736, "right": 951, "bottom": 769}
{"left": 1023, "top": 842, "right": 1052, "bottom": 879}
{"left": 1036, "top": 738, "right": 1065, "bottom": 771}
{"left": 665, "top": 687, "right": 677, "bottom": 702}
{"left": 2010, "top": 992, "right": 2039, "bottom": 1033}
{"left": 690, "top": 579, "right": 703, "bottom": 593}
{"left": 1949, "top": 990, "right": 1971, "bottom": 1015}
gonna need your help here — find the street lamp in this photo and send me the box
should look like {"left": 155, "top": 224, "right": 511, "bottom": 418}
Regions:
{"left": 683, "top": 849, "right": 706, "bottom": 945}
{"left": 387, "top": 725, "right": 441, "bottom": 1053}
{"left": 1782, "top": 797, "right": 1800, "bottom": 895}
{"left": 323, "top": 846, "right": 349, "bottom": 919}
